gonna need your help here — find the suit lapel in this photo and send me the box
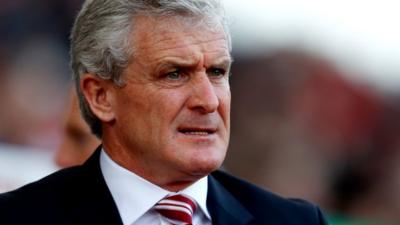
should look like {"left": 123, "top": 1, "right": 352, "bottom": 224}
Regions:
{"left": 207, "top": 173, "right": 254, "bottom": 225}
{"left": 64, "top": 147, "right": 123, "bottom": 225}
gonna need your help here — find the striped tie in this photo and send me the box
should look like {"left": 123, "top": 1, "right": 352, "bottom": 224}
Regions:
{"left": 154, "top": 194, "right": 197, "bottom": 225}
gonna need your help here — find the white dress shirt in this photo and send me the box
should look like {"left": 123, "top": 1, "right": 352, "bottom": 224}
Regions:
{"left": 100, "top": 149, "right": 212, "bottom": 225}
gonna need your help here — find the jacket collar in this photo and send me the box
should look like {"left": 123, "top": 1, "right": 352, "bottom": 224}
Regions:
{"left": 207, "top": 172, "right": 254, "bottom": 225}
{"left": 66, "top": 146, "right": 123, "bottom": 225}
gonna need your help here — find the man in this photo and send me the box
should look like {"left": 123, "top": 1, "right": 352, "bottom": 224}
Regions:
{"left": 0, "top": 0, "right": 328, "bottom": 224}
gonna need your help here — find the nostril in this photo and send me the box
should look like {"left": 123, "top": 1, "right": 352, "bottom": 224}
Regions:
{"left": 187, "top": 97, "right": 219, "bottom": 114}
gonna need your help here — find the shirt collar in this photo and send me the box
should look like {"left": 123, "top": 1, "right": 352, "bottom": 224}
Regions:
{"left": 100, "top": 149, "right": 210, "bottom": 225}
{"left": 177, "top": 175, "right": 210, "bottom": 219}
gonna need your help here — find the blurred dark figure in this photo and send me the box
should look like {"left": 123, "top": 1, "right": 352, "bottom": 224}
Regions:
{"left": 328, "top": 102, "right": 400, "bottom": 225}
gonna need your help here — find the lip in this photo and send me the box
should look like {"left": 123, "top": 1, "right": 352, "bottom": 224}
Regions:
{"left": 176, "top": 126, "right": 218, "bottom": 141}
{"left": 176, "top": 132, "right": 217, "bottom": 143}
{"left": 177, "top": 126, "right": 217, "bottom": 135}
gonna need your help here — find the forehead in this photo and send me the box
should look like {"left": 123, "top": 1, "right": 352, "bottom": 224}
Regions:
{"left": 131, "top": 15, "right": 230, "bottom": 61}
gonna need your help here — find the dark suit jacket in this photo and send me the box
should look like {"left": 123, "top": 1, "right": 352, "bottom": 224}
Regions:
{"left": 0, "top": 149, "right": 328, "bottom": 225}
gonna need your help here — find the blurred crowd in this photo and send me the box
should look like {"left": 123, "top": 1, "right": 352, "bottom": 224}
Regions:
{"left": 227, "top": 50, "right": 400, "bottom": 225}
{"left": 0, "top": 0, "right": 85, "bottom": 192}
{"left": 0, "top": 0, "right": 81, "bottom": 148}
{"left": 1, "top": 1, "right": 400, "bottom": 225}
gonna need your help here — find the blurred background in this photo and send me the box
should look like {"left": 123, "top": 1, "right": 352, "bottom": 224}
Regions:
{"left": 1, "top": 0, "right": 400, "bottom": 224}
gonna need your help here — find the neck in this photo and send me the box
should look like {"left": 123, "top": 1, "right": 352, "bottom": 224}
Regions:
{"left": 101, "top": 141, "right": 201, "bottom": 192}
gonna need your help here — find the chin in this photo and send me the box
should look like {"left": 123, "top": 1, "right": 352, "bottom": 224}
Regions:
{"left": 186, "top": 152, "right": 226, "bottom": 176}
{"left": 171, "top": 140, "right": 228, "bottom": 176}
{"left": 190, "top": 163, "right": 220, "bottom": 176}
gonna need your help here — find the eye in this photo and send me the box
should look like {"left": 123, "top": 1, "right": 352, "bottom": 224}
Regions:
{"left": 208, "top": 68, "right": 226, "bottom": 78}
{"left": 165, "top": 70, "right": 182, "bottom": 80}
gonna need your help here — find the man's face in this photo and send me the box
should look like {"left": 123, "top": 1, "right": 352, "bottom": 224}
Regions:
{"left": 106, "top": 16, "right": 231, "bottom": 184}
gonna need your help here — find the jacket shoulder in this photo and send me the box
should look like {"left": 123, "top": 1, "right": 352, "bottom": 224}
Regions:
{"left": 0, "top": 148, "right": 122, "bottom": 225}
{"left": 0, "top": 165, "right": 84, "bottom": 198}
{"left": 0, "top": 166, "right": 85, "bottom": 224}
{"left": 211, "top": 170, "right": 328, "bottom": 225}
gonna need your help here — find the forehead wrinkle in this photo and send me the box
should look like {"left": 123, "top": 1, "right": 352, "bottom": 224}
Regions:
{"left": 133, "top": 32, "right": 228, "bottom": 68}
{"left": 139, "top": 15, "right": 226, "bottom": 46}
{"left": 152, "top": 54, "right": 201, "bottom": 69}
{"left": 141, "top": 22, "right": 227, "bottom": 49}
{"left": 140, "top": 34, "right": 228, "bottom": 58}
{"left": 132, "top": 14, "right": 229, "bottom": 51}
{"left": 148, "top": 37, "right": 229, "bottom": 63}
{"left": 205, "top": 55, "right": 232, "bottom": 67}
{"left": 131, "top": 17, "right": 230, "bottom": 73}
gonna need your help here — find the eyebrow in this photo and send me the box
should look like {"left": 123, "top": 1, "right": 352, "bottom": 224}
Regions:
{"left": 159, "top": 57, "right": 198, "bottom": 67}
{"left": 154, "top": 55, "right": 231, "bottom": 70}
{"left": 209, "top": 57, "right": 233, "bottom": 68}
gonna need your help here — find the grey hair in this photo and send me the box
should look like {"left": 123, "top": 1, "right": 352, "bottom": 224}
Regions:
{"left": 70, "top": 0, "right": 231, "bottom": 138}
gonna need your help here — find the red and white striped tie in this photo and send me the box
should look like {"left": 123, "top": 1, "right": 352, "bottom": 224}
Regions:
{"left": 154, "top": 194, "right": 197, "bottom": 225}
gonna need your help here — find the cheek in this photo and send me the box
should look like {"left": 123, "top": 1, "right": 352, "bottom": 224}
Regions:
{"left": 218, "top": 87, "right": 231, "bottom": 119}
{"left": 147, "top": 91, "right": 187, "bottom": 130}
{"left": 159, "top": 90, "right": 187, "bottom": 113}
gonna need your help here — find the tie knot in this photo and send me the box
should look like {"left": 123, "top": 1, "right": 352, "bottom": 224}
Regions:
{"left": 154, "top": 194, "right": 197, "bottom": 225}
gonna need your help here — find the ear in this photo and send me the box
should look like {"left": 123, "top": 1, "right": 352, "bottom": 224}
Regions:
{"left": 80, "top": 74, "right": 115, "bottom": 123}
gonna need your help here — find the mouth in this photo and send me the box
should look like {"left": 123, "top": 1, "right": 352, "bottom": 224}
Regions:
{"left": 177, "top": 127, "right": 217, "bottom": 136}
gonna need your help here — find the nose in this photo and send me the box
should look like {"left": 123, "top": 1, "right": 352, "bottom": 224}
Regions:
{"left": 187, "top": 74, "right": 219, "bottom": 114}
